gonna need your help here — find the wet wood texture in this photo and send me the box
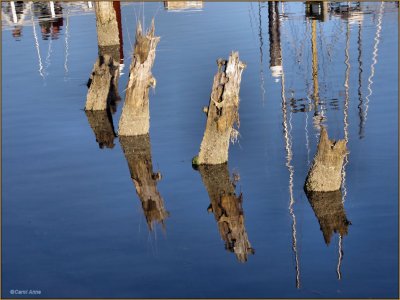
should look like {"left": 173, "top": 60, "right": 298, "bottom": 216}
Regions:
{"left": 198, "top": 52, "right": 246, "bottom": 165}
{"left": 85, "top": 55, "right": 119, "bottom": 110}
{"left": 118, "top": 20, "right": 159, "bottom": 136}
{"left": 305, "top": 127, "right": 348, "bottom": 192}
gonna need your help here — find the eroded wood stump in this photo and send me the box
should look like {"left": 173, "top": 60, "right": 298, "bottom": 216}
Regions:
{"left": 85, "top": 110, "right": 116, "bottom": 149}
{"left": 198, "top": 164, "right": 254, "bottom": 263}
{"left": 306, "top": 189, "right": 351, "bottom": 244}
{"left": 305, "top": 127, "right": 348, "bottom": 192}
{"left": 120, "top": 134, "right": 168, "bottom": 231}
{"left": 85, "top": 2, "right": 121, "bottom": 111}
{"left": 118, "top": 20, "right": 160, "bottom": 136}
{"left": 197, "top": 52, "right": 246, "bottom": 165}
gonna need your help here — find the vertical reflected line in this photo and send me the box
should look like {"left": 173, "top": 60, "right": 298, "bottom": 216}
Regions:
{"left": 11, "top": 1, "right": 17, "bottom": 23}
{"left": 311, "top": 20, "right": 319, "bottom": 107}
{"left": 31, "top": 4, "right": 44, "bottom": 79}
{"left": 337, "top": 235, "right": 344, "bottom": 279}
{"left": 258, "top": 2, "right": 266, "bottom": 103}
{"left": 281, "top": 46, "right": 300, "bottom": 289}
{"left": 45, "top": 29, "right": 53, "bottom": 74}
{"left": 337, "top": 19, "right": 351, "bottom": 281}
{"left": 305, "top": 108, "right": 310, "bottom": 166}
{"left": 342, "top": 20, "right": 350, "bottom": 203}
{"left": 365, "top": 2, "right": 384, "bottom": 127}
{"left": 311, "top": 19, "right": 323, "bottom": 132}
{"left": 357, "top": 21, "right": 364, "bottom": 139}
{"left": 64, "top": 8, "right": 70, "bottom": 78}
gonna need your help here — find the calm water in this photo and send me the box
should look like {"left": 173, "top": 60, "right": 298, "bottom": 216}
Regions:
{"left": 2, "top": 1, "right": 398, "bottom": 298}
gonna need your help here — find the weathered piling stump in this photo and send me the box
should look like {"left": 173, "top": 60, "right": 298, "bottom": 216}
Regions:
{"left": 195, "top": 52, "right": 246, "bottom": 165}
{"left": 94, "top": 1, "right": 119, "bottom": 48}
{"left": 120, "top": 134, "right": 169, "bottom": 231}
{"left": 118, "top": 20, "right": 160, "bottom": 136}
{"left": 85, "top": 1, "right": 121, "bottom": 111}
{"left": 85, "top": 110, "right": 117, "bottom": 149}
{"left": 305, "top": 127, "right": 348, "bottom": 192}
{"left": 198, "top": 164, "right": 254, "bottom": 262}
{"left": 85, "top": 55, "right": 120, "bottom": 110}
{"left": 306, "top": 189, "right": 351, "bottom": 244}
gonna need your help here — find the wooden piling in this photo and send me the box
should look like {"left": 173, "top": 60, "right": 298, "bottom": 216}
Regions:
{"left": 85, "top": 55, "right": 119, "bottom": 110}
{"left": 85, "top": 2, "right": 121, "bottom": 111}
{"left": 118, "top": 20, "right": 160, "bottom": 136}
{"left": 305, "top": 127, "right": 348, "bottom": 192}
{"left": 120, "top": 134, "right": 169, "bottom": 231}
{"left": 196, "top": 52, "right": 246, "bottom": 165}
{"left": 198, "top": 164, "right": 254, "bottom": 263}
{"left": 94, "top": 2, "right": 119, "bottom": 48}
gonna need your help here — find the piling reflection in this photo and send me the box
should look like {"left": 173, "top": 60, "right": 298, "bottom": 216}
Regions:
{"left": 120, "top": 135, "right": 169, "bottom": 231}
{"left": 306, "top": 190, "right": 351, "bottom": 245}
{"left": 198, "top": 164, "right": 254, "bottom": 263}
{"left": 85, "top": 110, "right": 116, "bottom": 149}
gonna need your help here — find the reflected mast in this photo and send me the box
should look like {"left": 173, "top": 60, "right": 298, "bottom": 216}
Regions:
{"left": 278, "top": 10, "right": 301, "bottom": 287}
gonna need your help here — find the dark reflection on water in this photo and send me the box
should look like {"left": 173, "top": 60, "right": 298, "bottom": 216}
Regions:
{"left": 120, "top": 135, "right": 169, "bottom": 231}
{"left": 305, "top": 190, "right": 351, "bottom": 245}
{"left": 85, "top": 110, "right": 116, "bottom": 149}
{"left": 197, "top": 164, "right": 254, "bottom": 263}
{"left": 33, "top": 2, "right": 63, "bottom": 40}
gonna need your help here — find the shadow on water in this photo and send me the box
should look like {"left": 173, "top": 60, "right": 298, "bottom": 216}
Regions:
{"left": 120, "top": 135, "right": 169, "bottom": 232}
{"left": 197, "top": 164, "right": 254, "bottom": 263}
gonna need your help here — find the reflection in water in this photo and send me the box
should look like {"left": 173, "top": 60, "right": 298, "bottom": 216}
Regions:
{"left": 120, "top": 135, "right": 169, "bottom": 231}
{"left": 365, "top": 2, "right": 385, "bottom": 134}
{"left": 64, "top": 7, "right": 70, "bottom": 78}
{"left": 305, "top": 190, "right": 350, "bottom": 244}
{"left": 268, "top": 1, "right": 282, "bottom": 80}
{"left": 2, "top": 1, "right": 29, "bottom": 39}
{"left": 258, "top": 2, "right": 266, "bottom": 103}
{"left": 33, "top": 2, "right": 63, "bottom": 40}
{"left": 198, "top": 164, "right": 254, "bottom": 263}
{"left": 31, "top": 9, "right": 44, "bottom": 78}
{"left": 163, "top": 1, "right": 203, "bottom": 11}
{"left": 280, "top": 48, "right": 301, "bottom": 288}
{"left": 85, "top": 110, "right": 116, "bottom": 149}
{"left": 310, "top": 18, "right": 325, "bottom": 130}
{"left": 357, "top": 21, "right": 365, "bottom": 139}
{"left": 305, "top": 1, "right": 329, "bottom": 22}
{"left": 305, "top": 189, "right": 351, "bottom": 280}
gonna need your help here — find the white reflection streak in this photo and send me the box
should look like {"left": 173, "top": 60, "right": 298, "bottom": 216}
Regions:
{"left": 11, "top": 1, "right": 17, "bottom": 23}
{"left": 281, "top": 51, "right": 300, "bottom": 289}
{"left": 2, "top": 2, "right": 30, "bottom": 27}
{"left": 31, "top": 4, "right": 44, "bottom": 79}
{"left": 45, "top": 36, "right": 53, "bottom": 75}
{"left": 365, "top": 2, "right": 384, "bottom": 125}
{"left": 337, "top": 20, "right": 351, "bottom": 281}
{"left": 64, "top": 8, "right": 70, "bottom": 77}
